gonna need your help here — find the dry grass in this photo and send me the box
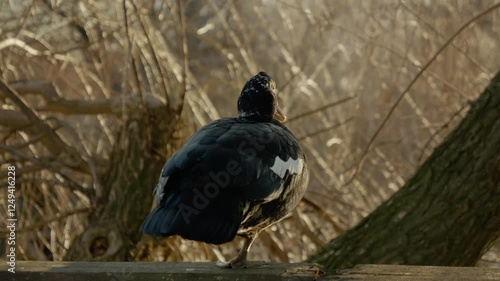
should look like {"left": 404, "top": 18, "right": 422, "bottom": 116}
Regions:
{"left": 0, "top": 0, "right": 499, "bottom": 265}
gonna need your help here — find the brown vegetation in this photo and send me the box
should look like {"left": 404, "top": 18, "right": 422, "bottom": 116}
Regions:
{"left": 0, "top": 0, "right": 499, "bottom": 266}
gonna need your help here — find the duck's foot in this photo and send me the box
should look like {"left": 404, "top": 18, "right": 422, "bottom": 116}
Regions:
{"left": 215, "top": 248, "right": 249, "bottom": 268}
{"left": 215, "top": 260, "right": 240, "bottom": 269}
{"left": 216, "top": 235, "right": 264, "bottom": 269}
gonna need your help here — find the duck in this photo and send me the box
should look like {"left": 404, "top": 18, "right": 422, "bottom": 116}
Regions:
{"left": 140, "top": 72, "right": 309, "bottom": 268}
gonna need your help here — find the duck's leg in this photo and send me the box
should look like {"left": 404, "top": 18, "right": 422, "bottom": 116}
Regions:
{"left": 216, "top": 235, "right": 256, "bottom": 268}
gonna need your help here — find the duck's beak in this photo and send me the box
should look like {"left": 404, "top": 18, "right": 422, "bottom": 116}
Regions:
{"left": 274, "top": 106, "right": 287, "bottom": 123}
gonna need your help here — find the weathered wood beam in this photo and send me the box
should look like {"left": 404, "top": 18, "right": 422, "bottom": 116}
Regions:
{"left": 0, "top": 262, "right": 499, "bottom": 281}
{"left": 336, "top": 264, "right": 500, "bottom": 281}
{"left": 0, "top": 262, "right": 322, "bottom": 281}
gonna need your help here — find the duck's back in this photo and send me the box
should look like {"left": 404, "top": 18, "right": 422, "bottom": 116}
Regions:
{"left": 140, "top": 118, "right": 308, "bottom": 244}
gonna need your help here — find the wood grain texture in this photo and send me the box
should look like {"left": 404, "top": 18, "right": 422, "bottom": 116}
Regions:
{"left": 0, "top": 262, "right": 323, "bottom": 281}
{"left": 1, "top": 262, "right": 499, "bottom": 281}
{"left": 334, "top": 264, "right": 500, "bottom": 281}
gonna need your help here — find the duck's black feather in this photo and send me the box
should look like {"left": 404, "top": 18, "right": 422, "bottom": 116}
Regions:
{"left": 141, "top": 72, "right": 308, "bottom": 247}
{"left": 140, "top": 118, "right": 307, "bottom": 244}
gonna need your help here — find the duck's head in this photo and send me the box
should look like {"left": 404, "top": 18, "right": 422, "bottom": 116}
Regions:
{"left": 237, "top": 72, "right": 286, "bottom": 123}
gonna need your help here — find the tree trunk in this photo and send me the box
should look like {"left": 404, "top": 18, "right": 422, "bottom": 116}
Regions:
{"left": 308, "top": 70, "right": 500, "bottom": 269}
{"left": 65, "top": 107, "right": 184, "bottom": 261}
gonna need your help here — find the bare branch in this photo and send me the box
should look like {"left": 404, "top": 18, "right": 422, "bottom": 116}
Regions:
{"left": 297, "top": 117, "right": 354, "bottom": 141}
{"left": 0, "top": 78, "right": 87, "bottom": 171}
{"left": 0, "top": 109, "right": 31, "bottom": 128}
{"left": 0, "top": 207, "right": 92, "bottom": 234}
{"left": 302, "top": 196, "right": 347, "bottom": 234}
{"left": 176, "top": 0, "right": 189, "bottom": 115}
{"left": 1, "top": 81, "right": 163, "bottom": 116}
{"left": 10, "top": 80, "right": 59, "bottom": 99}
{"left": 417, "top": 102, "right": 470, "bottom": 163}
{"left": 36, "top": 96, "right": 160, "bottom": 115}
{"left": 0, "top": 143, "right": 91, "bottom": 197}
{"left": 129, "top": 1, "right": 170, "bottom": 109}
{"left": 287, "top": 96, "right": 356, "bottom": 123}
{"left": 14, "top": 0, "right": 36, "bottom": 36}
{"left": 0, "top": 38, "right": 68, "bottom": 61}
{"left": 344, "top": 2, "right": 500, "bottom": 185}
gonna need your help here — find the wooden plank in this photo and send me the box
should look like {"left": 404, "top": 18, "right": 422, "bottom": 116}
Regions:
{"left": 0, "top": 261, "right": 323, "bottom": 281}
{"left": 329, "top": 264, "right": 500, "bottom": 281}
{"left": 1, "top": 262, "right": 499, "bottom": 280}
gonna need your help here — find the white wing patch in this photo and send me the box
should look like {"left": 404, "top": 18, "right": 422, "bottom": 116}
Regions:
{"left": 153, "top": 176, "right": 169, "bottom": 201}
{"left": 270, "top": 156, "right": 304, "bottom": 179}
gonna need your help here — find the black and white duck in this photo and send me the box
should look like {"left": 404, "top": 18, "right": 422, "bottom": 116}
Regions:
{"left": 140, "top": 72, "right": 309, "bottom": 268}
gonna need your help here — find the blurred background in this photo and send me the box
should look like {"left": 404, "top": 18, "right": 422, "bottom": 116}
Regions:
{"left": 0, "top": 0, "right": 499, "bottom": 266}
